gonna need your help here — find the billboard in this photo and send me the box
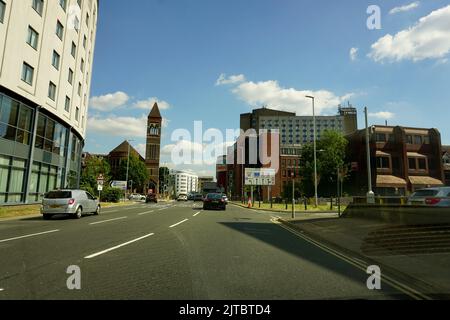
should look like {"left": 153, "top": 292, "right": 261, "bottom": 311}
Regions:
{"left": 245, "top": 168, "right": 276, "bottom": 186}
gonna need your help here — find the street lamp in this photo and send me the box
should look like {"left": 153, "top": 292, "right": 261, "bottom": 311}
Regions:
{"left": 125, "top": 139, "right": 135, "bottom": 199}
{"left": 364, "top": 107, "right": 375, "bottom": 204}
{"left": 306, "top": 95, "right": 319, "bottom": 207}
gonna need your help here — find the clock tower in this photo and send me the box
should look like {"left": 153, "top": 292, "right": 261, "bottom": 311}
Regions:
{"left": 145, "top": 103, "right": 162, "bottom": 194}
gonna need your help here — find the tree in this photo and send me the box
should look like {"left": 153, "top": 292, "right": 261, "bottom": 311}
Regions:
{"left": 299, "top": 130, "right": 348, "bottom": 197}
{"left": 117, "top": 154, "right": 149, "bottom": 192}
{"left": 80, "top": 156, "right": 111, "bottom": 195}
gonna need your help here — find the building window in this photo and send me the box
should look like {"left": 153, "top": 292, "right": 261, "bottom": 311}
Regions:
{"left": 0, "top": 0, "right": 5, "bottom": 24}
{"left": 75, "top": 107, "right": 79, "bottom": 121}
{"left": 375, "top": 133, "right": 386, "bottom": 142}
{"left": 26, "top": 26, "right": 39, "bottom": 50}
{"left": 407, "top": 135, "right": 413, "bottom": 144}
{"left": 48, "top": 82, "right": 56, "bottom": 101}
{"left": 68, "top": 68, "right": 74, "bottom": 84}
{"left": 59, "top": 0, "right": 67, "bottom": 11}
{"left": 56, "top": 20, "right": 64, "bottom": 40}
{"left": 83, "top": 35, "right": 87, "bottom": 48}
{"left": 78, "top": 83, "right": 82, "bottom": 96}
{"left": 418, "top": 158, "right": 427, "bottom": 170}
{"left": 52, "top": 50, "right": 60, "bottom": 70}
{"left": 77, "top": 0, "right": 82, "bottom": 8}
{"left": 408, "top": 158, "right": 417, "bottom": 170}
{"left": 74, "top": 16, "right": 80, "bottom": 32}
{"left": 71, "top": 42, "right": 76, "bottom": 57}
{"left": 32, "top": 0, "right": 44, "bottom": 16}
{"left": 21, "top": 62, "right": 34, "bottom": 85}
{"left": 64, "top": 96, "right": 71, "bottom": 112}
{"left": 80, "top": 58, "right": 85, "bottom": 72}
{"left": 86, "top": 13, "right": 90, "bottom": 27}
{"left": 414, "top": 135, "right": 423, "bottom": 145}
{"left": 0, "top": 96, "right": 33, "bottom": 146}
{"left": 376, "top": 157, "right": 390, "bottom": 169}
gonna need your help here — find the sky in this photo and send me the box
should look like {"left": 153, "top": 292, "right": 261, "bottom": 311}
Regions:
{"left": 85, "top": 0, "right": 450, "bottom": 176}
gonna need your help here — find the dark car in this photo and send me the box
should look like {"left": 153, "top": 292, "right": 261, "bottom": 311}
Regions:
{"left": 146, "top": 193, "right": 158, "bottom": 203}
{"left": 193, "top": 193, "right": 204, "bottom": 202}
{"left": 203, "top": 193, "right": 226, "bottom": 210}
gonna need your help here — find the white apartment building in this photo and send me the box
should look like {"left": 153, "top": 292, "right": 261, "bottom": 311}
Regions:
{"left": 171, "top": 170, "right": 199, "bottom": 197}
{"left": 0, "top": 0, "right": 98, "bottom": 204}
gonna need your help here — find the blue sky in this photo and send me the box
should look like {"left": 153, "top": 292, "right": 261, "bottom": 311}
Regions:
{"left": 86, "top": 0, "right": 450, "bottom": 176}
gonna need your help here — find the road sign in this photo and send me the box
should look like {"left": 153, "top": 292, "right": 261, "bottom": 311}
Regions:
{"left": 110, "top": 181, "right": 127, "bottom": 190}
{"left": 245, "top": 168, "right": 276, "bottom": 186}
{"left": 97, "top": 174, "right": 105, "bottom": 186}
{"left": 97, "top": 185, "right": 103, "bottom": 192}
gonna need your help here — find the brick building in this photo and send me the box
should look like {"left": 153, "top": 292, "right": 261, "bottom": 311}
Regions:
{"left": 345, "top": 126, "right": 445, "bottom": 196}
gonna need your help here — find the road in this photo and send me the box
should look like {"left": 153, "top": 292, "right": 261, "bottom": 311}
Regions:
{"left": 0, "top": 201, "right": 409, "bottom": 300}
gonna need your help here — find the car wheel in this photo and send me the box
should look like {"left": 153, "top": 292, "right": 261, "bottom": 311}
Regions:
{"left": 94, "top": 205, "right": 100, "bottom": 216}
{"left": 43, "top": 214, "right": 52, "bottom": 220}
{"left": 73, "top": 207, "right": 82, "bottom": 219}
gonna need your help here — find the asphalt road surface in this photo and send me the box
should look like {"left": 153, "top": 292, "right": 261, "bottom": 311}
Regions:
{"left": 0, "top": 201, "right": 410, "bottom": 300}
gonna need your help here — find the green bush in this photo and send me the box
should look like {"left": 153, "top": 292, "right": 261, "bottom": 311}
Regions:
{"left": 101, "top": 187, "right": 124, "bottom": 203}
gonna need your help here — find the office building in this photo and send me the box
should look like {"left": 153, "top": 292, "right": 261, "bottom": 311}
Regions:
{"left": 0, "top": 0, "right": 99, "bottom": 204}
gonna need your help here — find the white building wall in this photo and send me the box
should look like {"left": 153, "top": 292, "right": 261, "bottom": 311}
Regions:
{"left": 0, "top": 0, "right": 98, "bottom": 139}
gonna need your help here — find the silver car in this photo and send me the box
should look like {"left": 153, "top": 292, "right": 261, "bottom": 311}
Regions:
{"left": 407, "top": 187, "right": 450, "bottom": 207}
{"left": 41, "top": 190, "right": 101, "bottom": 220}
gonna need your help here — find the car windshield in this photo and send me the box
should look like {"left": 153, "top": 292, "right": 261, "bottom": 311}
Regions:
{"left": 412, "top": 190, "right": 440, "bottom": 197}
{"left": 3, "top": 0, "right": 450, "bottom": 305}
{"left": 45, "top": 191, "right": 72, "bottom": 199}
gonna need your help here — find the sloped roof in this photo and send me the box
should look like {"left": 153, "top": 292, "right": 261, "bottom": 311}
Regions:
{"left": 409, "top": 176, "right": 444, "bottom": 186}
{"left": 149, "top": 102, "right": 162, "bottom": 119}
{"left": 376, "top": 175, "right": 407, "bottom": 187}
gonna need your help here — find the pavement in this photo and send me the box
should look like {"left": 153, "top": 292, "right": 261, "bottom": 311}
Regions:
{"left": 282, "top": 216, "right": 450, "bottom": 299}
{"left": 0, "top": 201, "right": 415, "bottom": 300}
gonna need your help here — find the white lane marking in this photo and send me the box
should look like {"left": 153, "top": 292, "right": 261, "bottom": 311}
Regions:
{"left": 84, "top": 233, "right": 155, "bottom": 259}
{"left": 193, "top": 211, "right": 201, "bottom": 217}
{"left": 0, "top": 230, "right": 60, "bottom": 243}
{"left": 138, "top": 210, "right": 154, "bottom": 216}
{"left": 0, "top": 288, "right": 4, "bottom": 292}
{"left": 158, "top": 207, "right": 170, "bottom": 211}
{"left": 169, "top": 219, "right": 189, "bottom": 228}
{"left": 89, "top": 217, "right": 127, "bottom": 225}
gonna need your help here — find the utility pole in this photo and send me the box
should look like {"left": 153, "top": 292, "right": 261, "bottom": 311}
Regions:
{"left": 364, "top": 107, "right": 375, "bottom": 204}
{"left": 292, "top": 172, "right": 295, "bottom": 219}
{"left": 306, "top": 95, "right": 318, "bottom": 207}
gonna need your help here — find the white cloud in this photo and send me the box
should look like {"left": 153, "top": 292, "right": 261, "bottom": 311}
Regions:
{"left": 231, "top": 79, "right": 354, "bottom": 115}
{"left": 90, "top": 91, "right": 129, "bottom": 111}
{"left": 215, "top": 73, "right": 246, "bottom": 86}
{"left": 369, "top": 5, "right": 450, "bottom": 62}
{"left": 133, "top": 97, "right": 171, "bottom": 111}
{"left": 389, "top": 1, "right": 420, "bottom": 15}
{"left": 369, "top": 111, "right": 396, "bottom": 120}
{"left": 87, "top": 115, "right": 147, "bottom": 138}
{"left": 350, "top": 47, "right": 359, "bottom": 61}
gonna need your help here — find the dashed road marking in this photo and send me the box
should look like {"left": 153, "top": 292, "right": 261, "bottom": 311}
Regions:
{"left": 89, "top": 217, "right": 127, "bottom": 225}
{"left": 0, "top": 230, "right": 60, "bottom": 243}
{"left": 138, "top": 210, "right": 155, "bottom": 216}
{"left": 193, "top": 211, "right": 202, "bottom": 217}
{"left": 84, "top": 233, "right": 155, "bottom": 259}
{"left": 169, "top": 219, "right": 189, "bottom": 228}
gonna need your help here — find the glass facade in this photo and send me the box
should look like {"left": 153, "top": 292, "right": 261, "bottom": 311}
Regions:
{"left": 0, "top": 92, "right": 83, "bottom": 204}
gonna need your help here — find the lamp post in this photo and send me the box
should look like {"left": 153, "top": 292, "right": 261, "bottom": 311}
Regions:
{"left": 306, "top": 95, "right": 318, "bottom": 207}
{"left": 125, "top": 139, "right": 135, "bottom": 199}
{"left": 364, "top": 107, "right": 375, "bottom": 204}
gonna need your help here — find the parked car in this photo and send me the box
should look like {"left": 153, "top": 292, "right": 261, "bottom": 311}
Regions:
{"left": 41, "top": 190, "right": 100, "bottom": 220}
{"left": 187, "top": 193, "right": 194, "bottom": 201}
{"left": 203, "top": 193, "right": 226, "bottom": 211}
{"left": 407, "top": 187, "right": 450, "bottom": 207}
{"left": 146, "top": 193, "right": 158, "bottom": 203}
{"left": 177, "top": 194, "right": 188, "bottom": 201}
{"left": 128, "top": 193, "right": 140, "bottom": 200}
{"left": 193, "top": 193, "right": 204, "bottom": 202}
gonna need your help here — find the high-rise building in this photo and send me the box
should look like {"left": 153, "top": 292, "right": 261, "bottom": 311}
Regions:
{"left": 0, "top": 0, "right": 99, "bottom": 204}
{"left": 145, "top": 103, "right": 162, "bottom": 194}
{"left": 240, "top": 105, "right": 358, "bottom": 146}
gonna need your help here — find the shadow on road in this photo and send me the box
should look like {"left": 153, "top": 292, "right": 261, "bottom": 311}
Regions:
{"left": 219, "top": 221, "right": 409, "bottom": 300}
